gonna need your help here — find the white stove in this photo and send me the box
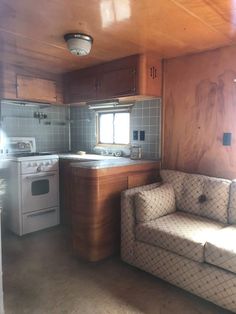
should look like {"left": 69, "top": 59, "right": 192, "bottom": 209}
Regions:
{"left": 7, "top": 137, "right": 60, "bottom": 235}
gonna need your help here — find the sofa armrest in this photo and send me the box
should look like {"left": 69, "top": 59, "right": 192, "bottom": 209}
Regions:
{"left": 121, "top": 182, "right": 161, "bottom": 264}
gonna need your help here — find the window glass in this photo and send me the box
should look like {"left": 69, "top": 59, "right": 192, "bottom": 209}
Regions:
{"left": 114, "top": 112, "right": 130, "bottom": 144}
{"left": 99, "top": 112, "right": 130, "bottom": 144}
{"left": 99, "top": 113, "right": 114, "bottom": 144}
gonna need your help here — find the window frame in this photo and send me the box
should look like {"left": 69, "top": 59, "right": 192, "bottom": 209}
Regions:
{"left": 97, "top": 110, "right": 131, "bottom": 146}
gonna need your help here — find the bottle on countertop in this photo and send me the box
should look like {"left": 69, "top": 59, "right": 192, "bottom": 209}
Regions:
{"left": 130, "top": 145, "right": 142, "bottom": 160}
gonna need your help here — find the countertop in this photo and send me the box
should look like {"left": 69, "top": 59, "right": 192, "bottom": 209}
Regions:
{"left": 58, "top": 153, "right": 119, "bottom": 161}
{"left": 70, "top": 157, "right": 160, "bottom": 169}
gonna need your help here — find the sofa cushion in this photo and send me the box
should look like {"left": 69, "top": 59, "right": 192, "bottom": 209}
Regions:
{"left": 160, "top": 170, "right": 186, "bottom": 208}
{"left": 200, "top": 177, "right": 230, "bottom": 223}
{"left": 178, "top": 174, "right": 204, "bottom": 216}
{"left": 205, "top": 225, "right": 236, "bottom": 274}
{"left": 179, "top": 174, "right": 230, "bottom": 224}
{"left": 135, "top": 211, "right": 224, "bottom": 262}
{"left": 161, "top": 169, "right": 230, "bottom": 224}
{"left": 229, "top": 180, "right": 236, "bottom": 224}
{"left": 134, "top": 183, "right": 176, "bottom": 223}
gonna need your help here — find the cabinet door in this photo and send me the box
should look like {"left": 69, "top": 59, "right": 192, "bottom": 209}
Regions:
{"left": 65, "top": 75, "right": 97, "bottom": 103}
{"left": 97, "top": 67, "right": 136, "bottom": 99}
{"left": 16, "top": 75, "right": 57, "bottom": 103}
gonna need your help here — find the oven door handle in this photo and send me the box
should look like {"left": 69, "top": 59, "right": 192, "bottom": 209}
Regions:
{"left": 25, "top": 173, "right": 56, "bottom": 180}
{"left": 27, "top": 208, "right": 56, "bottom": 217}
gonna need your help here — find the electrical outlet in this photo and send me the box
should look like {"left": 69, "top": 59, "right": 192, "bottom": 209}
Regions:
{"left": 140, "top": 130, "right": 145, "bottom": 141}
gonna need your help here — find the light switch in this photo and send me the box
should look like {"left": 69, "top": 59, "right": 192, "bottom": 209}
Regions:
{"left": 223, "top": 133, "right": 232, "bottom": 146}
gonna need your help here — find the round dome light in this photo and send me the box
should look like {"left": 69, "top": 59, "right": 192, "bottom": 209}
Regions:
{"left": 64, "top": 33, "right": 93, "bottom": 56}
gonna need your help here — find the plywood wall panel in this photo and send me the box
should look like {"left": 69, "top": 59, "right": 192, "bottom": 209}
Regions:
{"left": 163, "top": 45, "right": 236, "bottom": 179}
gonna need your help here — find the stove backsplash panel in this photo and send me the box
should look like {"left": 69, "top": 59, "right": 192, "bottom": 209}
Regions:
{"left": 0, "top": 103, "right": 69, "bottom": 153}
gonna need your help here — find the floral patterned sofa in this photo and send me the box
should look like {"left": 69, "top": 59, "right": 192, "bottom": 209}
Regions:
{"left": 121, "top": 169, "right": 236, "bottom": 313}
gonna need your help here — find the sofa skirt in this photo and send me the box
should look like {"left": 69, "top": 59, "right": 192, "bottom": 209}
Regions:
{"left": 131, "top": 241, "right": 236, "bottom": 313}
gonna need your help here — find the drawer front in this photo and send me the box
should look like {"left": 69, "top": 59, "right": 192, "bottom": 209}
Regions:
{"left": 22, "top": 207, "right": 59, "bottom": 235}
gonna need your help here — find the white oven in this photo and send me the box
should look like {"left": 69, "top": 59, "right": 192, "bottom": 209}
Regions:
{"left": 7, "top": 138, "right": 60, "bottom": 236}
{"left": 21, "top": 171, "right": 59, "bottom": 213}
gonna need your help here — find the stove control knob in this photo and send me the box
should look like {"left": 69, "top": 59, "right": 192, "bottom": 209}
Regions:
{"left": 37, "top": 165, "right": 42, "bottom": 172}
{"left": 27, "top": 163, "right": 32, "bottom": 167}
{"left": 33, "top": 163, "right": 37, "bottom": 167}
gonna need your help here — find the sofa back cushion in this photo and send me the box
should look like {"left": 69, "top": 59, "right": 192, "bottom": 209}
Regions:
{"left": 229, "top": 180, "right": 236, "bottom": 224}
{"left": 160, "top": 170, "right": 186, "bottom": 208}
{"left": 161, "top": 169, "right": 230, "bottom": 224}
{"left": 135, "top": 183, "right": 176, "bottom": 223}
{"left": 178, "top": 174, "right": 204, "bottom": 216}
{"left": 200, "top": 178, "right": 230, "bottom": 224}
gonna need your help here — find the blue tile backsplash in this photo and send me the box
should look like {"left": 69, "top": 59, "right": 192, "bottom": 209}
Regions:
{"left": 71, "top": 98, "right": 161, "bottom": 159}
{"left": 0, "top": 98, "right": 161, "bottom": 159}
{"left": 0, "top": 101, "right": 70, "bottom": 153}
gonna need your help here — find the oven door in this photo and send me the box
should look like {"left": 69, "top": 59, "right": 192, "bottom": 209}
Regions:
{"left": 21, "top": 171, "right": 59, "bottom": 213}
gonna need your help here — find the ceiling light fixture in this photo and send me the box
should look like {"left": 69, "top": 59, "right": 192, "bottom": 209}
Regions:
{"left": 64, "top": 33, "right": 93, "bottom": 56}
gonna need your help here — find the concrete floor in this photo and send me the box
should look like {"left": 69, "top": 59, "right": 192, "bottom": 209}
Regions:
{"left": 2, "top": 226, "right": 233, "bottom": 314}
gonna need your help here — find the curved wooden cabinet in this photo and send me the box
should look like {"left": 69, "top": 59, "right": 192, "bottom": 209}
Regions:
{"left": 59, "top": 159, "right": 73, "bottom": 225}
{"left": 69, "top": 161, "right": 160, "bottom": 262}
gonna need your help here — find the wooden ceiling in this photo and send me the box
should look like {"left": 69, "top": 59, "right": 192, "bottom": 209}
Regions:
{"left": 1, "top": 0, "right": 236, "bottom": 74}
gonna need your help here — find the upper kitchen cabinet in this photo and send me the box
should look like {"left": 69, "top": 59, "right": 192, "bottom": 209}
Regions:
{"left": 63, "top": 69, "right": 97, "bottom": 103}
{"left": 16, "top": 75, "right": 57, "bottom": 103}
{"left": 0, "top": 63, "right": 64, "bottom": 104}
{"left": 96, "top": 55, "right": 138, "bottom": 100}
{"left": 63, "top": 54, "right": 162, "bottom": 105}
{"left": 98, "top": 67, "right": 136, "bottom": 99}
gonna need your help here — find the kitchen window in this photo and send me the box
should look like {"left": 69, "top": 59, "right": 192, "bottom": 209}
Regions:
{"left": 98, "top": 112, "right": 130, "bottom": 145}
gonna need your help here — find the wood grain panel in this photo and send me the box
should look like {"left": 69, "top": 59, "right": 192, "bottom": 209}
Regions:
{"left": 69, "top": 161, "right": 160, "bottom": 261}
{"left": 128, "top": 171, "right": 160, "bottom": 188}
{"left": 163, "top": 45, "right": 236, "bottom": 179}
{"left": 172, "top": 0, "right": 236, "bottom": 40}
{"left": 59, "top": 159, "right": 73, "bottom": 226}
{"left": 138, "top": 54, "right": 163, "bottom": 98}
{"left": 0, "top": 0, "right": 236, "bottom": 73}
{"left": 16, "top": 75, "right": 57, "bottom": 103}
{"left": 64, "top": 54, "right": 162, "bottom": 104}
{"left": 72, "top": 174, "right": 127, "bottom": 262}
{"left": 0, "top": 62, "right": 63, "bottom": 103}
